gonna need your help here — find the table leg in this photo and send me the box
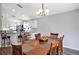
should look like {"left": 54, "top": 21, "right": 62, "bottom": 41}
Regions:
{"left": 4, "top": 39, "right": 5, "bottom": 48}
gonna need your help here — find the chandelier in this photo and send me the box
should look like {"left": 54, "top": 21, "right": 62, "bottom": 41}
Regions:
{"left": 36, "top": 3, "right": 49, "bottom": 16}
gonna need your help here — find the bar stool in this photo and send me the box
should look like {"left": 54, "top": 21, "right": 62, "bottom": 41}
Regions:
{"left": 18, "top": 35, "right": 22, "bottom": 42}
{"left": 1, "top": 34, "right": 11, "bottom": 48}
{"left": 6, "top": 36, "right": 11, "bottom": 45}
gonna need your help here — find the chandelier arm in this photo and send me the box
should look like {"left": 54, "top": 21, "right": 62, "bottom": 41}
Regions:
{"left": 42, "top": 3, "right": 44, "bottom": 10}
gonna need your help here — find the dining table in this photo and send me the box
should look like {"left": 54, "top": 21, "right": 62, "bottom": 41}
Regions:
{"left": 22, "top": 37, "right": 60, "bottom": 55}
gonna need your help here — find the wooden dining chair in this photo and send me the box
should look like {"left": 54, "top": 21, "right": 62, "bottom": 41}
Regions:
{"left": 11, "top": 43, "right": 22, "bottom": 55}
{"left": 58, "top": 35, "right": 64, "bottom": 55}
{"left": 35, "top": 33, "right": 41, "bottom": 40}
{"left": 22, "top": 35, "right": 28, "bottom": 42}
{"left": 50, "top": 33, "right": 59, "bottom": 39}
{"left": 49, "top": 42, "right": 59, "bottom": 55}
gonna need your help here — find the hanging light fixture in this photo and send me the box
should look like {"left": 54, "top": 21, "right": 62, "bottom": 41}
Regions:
{"left": 36, "top": 3, "right": 49, "bottom": 16}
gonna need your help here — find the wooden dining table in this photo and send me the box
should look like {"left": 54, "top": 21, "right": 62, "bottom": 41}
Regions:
{"left": 23, "top": 47, "right": 48, "bottom": 55}
{"left": 22, "top": 38, "right": 60, "bottom": 55}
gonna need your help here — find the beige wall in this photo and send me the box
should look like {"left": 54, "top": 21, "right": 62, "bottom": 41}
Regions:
{"left": 37, "top": 9, "right": 79, "bottom": 50}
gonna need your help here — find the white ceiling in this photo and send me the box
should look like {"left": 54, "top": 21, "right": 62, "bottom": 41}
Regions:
{"left": 1, "top": 3, "right": 79, "bottom": 21}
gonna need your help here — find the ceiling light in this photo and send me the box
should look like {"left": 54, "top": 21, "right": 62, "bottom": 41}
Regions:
{"left": 36, "top": 3, "right": 49, "bottom": 16}
{"left": 18, "top": 15, "right": 30, "bottom": 20}
{"left": 12, "top": 9, "right": 15, "bottom": 12}
{"left": 12, "top": 19, "right": 21, "bottom": 23}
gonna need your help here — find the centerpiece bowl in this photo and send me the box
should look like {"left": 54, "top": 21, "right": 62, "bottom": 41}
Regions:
{"left": 39, "top": 37, "right": 48, "bottom": 42}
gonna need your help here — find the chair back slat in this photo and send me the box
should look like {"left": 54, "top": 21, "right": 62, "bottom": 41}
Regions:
{"left": 50, "top": 33, "right": 59, "bottom": 39}
{"left": 35, "top": 33, "right": 41, "bottom": 39}
{"left": 49, "top": 42, "right": 59, "bottom": 55}
{"left": 58, "top": 35, "right": 64, "bottom": 55}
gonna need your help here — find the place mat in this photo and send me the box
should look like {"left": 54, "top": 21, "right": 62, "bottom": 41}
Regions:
{"left": 25, "top": 40, "right": 35, "bottom": 43}
{"left": 22, "top": 44, "right": 34, "bottom": 52}
{"left": 51, "top": 39, "right": 59, "bottom": 42}
{"left": 40, "top": 43, "right": 50, "bottom": 50}
{"left": 24, "top": 47, "right": 48, "bottom": 55}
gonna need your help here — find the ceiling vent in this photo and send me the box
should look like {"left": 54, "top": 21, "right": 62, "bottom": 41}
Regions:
{"left": 17, "top": 4, "right": 23, "bottom": 8}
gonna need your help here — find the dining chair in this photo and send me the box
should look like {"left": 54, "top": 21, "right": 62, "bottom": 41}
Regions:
{"left": 49, "top": 42, "right": 59, "bottom": 55}
{"left": 50, "top": 33, "right": 59, "bottom": 39}
{"left": 34, "top": 33, "right": 41, "bottom": 40}
{"left": 22, "top": 35, "right": 28, "bottom": 42}
{"left": 58, "top": 35, "right": 64, "bottom": 55}
{"left": 11, "top": 43, "right": 22, "bottom": 55}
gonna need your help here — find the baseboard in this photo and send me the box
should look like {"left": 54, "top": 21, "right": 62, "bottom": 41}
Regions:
{"left": 0, "top": 45, "right": 11, "bottom": 47}
{"left": 64, "top": 46, "right": 79, "bottom": 51}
